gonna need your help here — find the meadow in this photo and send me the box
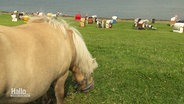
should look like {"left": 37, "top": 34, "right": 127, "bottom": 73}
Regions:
{"left": 1, "top": 13, "right": 184, "bottom": 104}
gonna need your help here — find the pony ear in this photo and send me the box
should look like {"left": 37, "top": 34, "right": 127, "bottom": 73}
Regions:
{"left": 92, "top": 58, "right": 98, "bottom": 69}
{"left": 92, "top": 58, "right": 96, "bottom": 63}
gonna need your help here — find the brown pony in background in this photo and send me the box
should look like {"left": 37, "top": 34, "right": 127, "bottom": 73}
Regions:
{"left": 0, "top": 17, "right": 98, "bottom": 104}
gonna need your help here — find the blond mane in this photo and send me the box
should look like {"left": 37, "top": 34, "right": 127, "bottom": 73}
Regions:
{"left": 29, "top": 16, "right": 98, "bottom": 76}
{"left": 29, "top": 16, "right": 69, "bottom": 37}
{"left": 71, "top": 27, "right": 98, "bottom": 76}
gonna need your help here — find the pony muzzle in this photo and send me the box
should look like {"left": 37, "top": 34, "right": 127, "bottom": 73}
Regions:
{"left": 75, "top": 78, "right": 94, "bottom": 93}
{"left": 81, "top": 80, "right": 94, "bottom": 93}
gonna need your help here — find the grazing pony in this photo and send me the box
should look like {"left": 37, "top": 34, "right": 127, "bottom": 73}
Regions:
{"left": 0, "top": 16, "right": 98, "bottom": 104}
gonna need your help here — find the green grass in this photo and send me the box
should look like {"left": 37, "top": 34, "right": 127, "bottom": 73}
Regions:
{"left": 0, "top": 13, "right": 24, "bottom": 26}
{"left": 1, "top": 14, "right": 184, "bottom": 104}
{"left": 64, "top": 18, "right": 184, "bottom": 104}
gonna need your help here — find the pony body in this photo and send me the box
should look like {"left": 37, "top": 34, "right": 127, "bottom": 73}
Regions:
{"left": 0, "top": 17, "right": 97, "bottom": 104}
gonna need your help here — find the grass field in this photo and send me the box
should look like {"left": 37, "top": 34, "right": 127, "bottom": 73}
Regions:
{"left": 0, "top": 13, "right": 24, "bottom": 26}
{"left": 1, "top": 13, "right": 184, "bottom": 104}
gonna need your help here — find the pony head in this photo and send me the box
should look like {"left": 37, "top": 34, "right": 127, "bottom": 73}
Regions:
{"left": 70, "top": 27, "right": 98, "bottom": 92}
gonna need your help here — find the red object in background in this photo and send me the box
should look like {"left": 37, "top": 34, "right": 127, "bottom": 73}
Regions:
{"left": 75, "top": 14, "right": 81, "bottom": 21}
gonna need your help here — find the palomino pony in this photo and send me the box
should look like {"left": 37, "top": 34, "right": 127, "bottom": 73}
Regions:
{"left": 0, "top": 17, "right": 98, "bottom": 104}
